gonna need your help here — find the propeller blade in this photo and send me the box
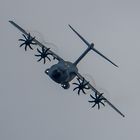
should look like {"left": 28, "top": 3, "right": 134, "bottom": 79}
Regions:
{"left": 35, "top": 47, "right": 52, "bottom": 64}
{"left": 72, "top": 77, "right": 90, "bottom": 95}
{"left": 18, "top": 33, "right": 36, "bottom": 51}
{"left": 89, "top": 93, "right": 106, "bottom": 109}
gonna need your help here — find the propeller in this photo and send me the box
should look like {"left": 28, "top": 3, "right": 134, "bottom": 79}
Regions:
{"left": 73, "top": 77, "right": 90, "bottom": 95}
{"left": 35, "top": 46, "right": 52, "bottom": 64}
{"left": 88, "top": 92, "right": 106, "bottom": 109}
{"left": 18, "top": 33, "right": 37, "bottom": 51}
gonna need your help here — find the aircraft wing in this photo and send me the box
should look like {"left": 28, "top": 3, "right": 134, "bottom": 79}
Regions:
{"left": 9, "top": 20, "right": 64, "bottom": 62}
{"left": 9, "top": 21, "right": 124, "bottom": 117}
{"left": 75, "top": 72, "right": 125, "bottom": 117}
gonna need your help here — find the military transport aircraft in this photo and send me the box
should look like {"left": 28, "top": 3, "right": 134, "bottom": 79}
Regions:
{"left": 9, "top": 20, "right": 125, "bottom": 117}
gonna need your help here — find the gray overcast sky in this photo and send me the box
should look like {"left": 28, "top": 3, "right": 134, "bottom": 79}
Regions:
{"left": 1, "top": 0, "right": 140, "bottom": 140}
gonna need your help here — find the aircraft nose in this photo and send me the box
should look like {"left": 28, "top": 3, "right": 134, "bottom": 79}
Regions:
{"left": 52, "top": 69, "right": 62, "bottom": 79}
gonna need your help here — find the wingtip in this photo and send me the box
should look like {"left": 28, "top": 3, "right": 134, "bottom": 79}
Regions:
{"left": 119, "top": 110, "right": 125, "bottom": 118}
{"left": 121, "top": 113, "right": 125, "bottom": 118}
{"left": 115, "top": 64, "right": 119, "bottom": 68}
{"left": 9, "top": 20, "right": 14, "bottom": 24}
{"left": 68, "top": 24, "right": 72, "bottom": 28}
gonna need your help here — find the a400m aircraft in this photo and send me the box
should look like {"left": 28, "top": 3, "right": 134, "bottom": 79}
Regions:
{"left": 9, "top": 20, "right": 125, "bottom": 117}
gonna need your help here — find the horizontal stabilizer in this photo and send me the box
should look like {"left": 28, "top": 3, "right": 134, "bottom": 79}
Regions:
{"left": 69, "top": 24, "right": 118, "bottom": 68}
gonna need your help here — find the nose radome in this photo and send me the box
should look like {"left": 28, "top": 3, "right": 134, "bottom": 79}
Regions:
{"left": 52, "top": 69, "right": 62, "bottom": 79}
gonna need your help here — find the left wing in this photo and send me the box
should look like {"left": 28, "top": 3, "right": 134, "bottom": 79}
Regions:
{"left": 9, "top": 20, "right": 64, "bottom": 62}
{"left": 75, "top": 72, "right": 125, "bottom": 117}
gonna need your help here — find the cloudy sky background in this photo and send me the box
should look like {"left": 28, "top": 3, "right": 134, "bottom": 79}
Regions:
{"left": 1, "top": 0, "right": 140, "bottom": 140}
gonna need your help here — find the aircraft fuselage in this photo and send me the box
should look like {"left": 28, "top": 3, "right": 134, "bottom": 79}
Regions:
{"left": 45, "top": 60, "right": 78, "bottom": 89}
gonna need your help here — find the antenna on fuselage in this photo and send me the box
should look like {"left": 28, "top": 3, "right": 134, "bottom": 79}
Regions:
{"left": 68, "top": 25, "right": 118, "bottom": 67}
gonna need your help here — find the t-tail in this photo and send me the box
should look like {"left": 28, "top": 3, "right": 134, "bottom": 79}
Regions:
{"left": 69, "top": 25, "right": 118, "bottom": 67}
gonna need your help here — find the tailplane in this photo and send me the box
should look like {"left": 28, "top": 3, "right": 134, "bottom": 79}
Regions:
{"left": 69, "top": 25, "right": 118, "bottom": 68}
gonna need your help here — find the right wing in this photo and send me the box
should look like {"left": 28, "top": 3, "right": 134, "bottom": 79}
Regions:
{"left": 9, "top": 20, "right": 64, "bottom": 62}
{"left": 76, "top": 72, "right": 125, "bottom": 117}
